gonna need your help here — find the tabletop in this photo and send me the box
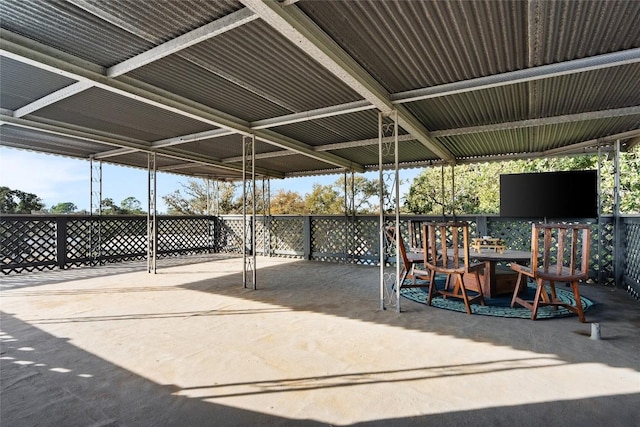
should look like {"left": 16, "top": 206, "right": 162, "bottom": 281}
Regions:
{"left": 469, "top": 249, "right": 531, "bottom": 262}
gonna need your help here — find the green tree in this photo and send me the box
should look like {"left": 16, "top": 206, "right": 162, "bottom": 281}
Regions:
{"left": 0, "top": 186, "right": 45, "bottom": 214}
{"left": 100, "top": 198, "right": 125, "bottom": 215}
{"left": 403, "top": 155, "right": 617, "bottom": 215}
{"left": 304, "top": 183, "right": 343, "bottom": 214}
{"left": 270, "top": 190, "right": 306, "bottom": 214}
{"left": 50, "top": 202, "right": 77, "bottom": 213}
{"left": 339, "top": 175, "right": 380, "bottom": 214}
{"left": 163, "top": 180, "right": 254, "bottom": 215}
{"left": 120, "top": 197, "right": 144, "bottom": 214}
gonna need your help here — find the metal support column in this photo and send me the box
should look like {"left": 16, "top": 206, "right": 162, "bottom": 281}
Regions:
{"left": 206, "top": 177, "right": 218, "bottom": 253}
{"left": 612, "top": 140, "right": 624, "bottom": 288}
{"left": 262, "top": 178, "right": 271, "bottom": 257}
{"left": 379, "top": 110, "right": 401, "bottom": 312}
{"left": 243, "top": 135, "right": 257, "bottom": 289}
{"left": 596, "top": 146, "right": 604, "bottom": 284}
{"left": 89, "top": 157, "right": 102, "bottom": 265}
{"left": 147, "top": 152, "right": 157, "bottom": 273}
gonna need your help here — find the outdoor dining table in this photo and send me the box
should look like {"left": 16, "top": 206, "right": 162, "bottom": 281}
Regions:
{"left": 465, "top": 249, "right": 532, "bottom": 298}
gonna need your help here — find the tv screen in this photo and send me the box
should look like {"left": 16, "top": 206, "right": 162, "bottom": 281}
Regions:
{"left": 500, "top": 170, "right": 598, "bottom": 218}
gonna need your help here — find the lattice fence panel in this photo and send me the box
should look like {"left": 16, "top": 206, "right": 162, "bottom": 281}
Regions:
{"left": 100, "top": 218, "right": 147, "bottom": 258}
{"left": 217, "top": 217, "right": 243, "bottom": 254}
{"left": 349, "top": 217, "right": 380, "bottom": 265}
{"left": 1, "top": 217, "right": 57, "bottom": 273}
{"left": 592, "top": 220, "right": 615, "bottom": 285}
{"left": 254, "top": 217, "right": 269, "bottom": 256}
{"left": 311, "top": 217, "right": 347, "bottom": 262}
{"left": 625, "top": 220, "right": 640, "bottom": 299}
{"left": 66, "top": 218, "right": 93, "bottom": 265}
{"left": 487, "top": 219, "right": 533, "bottom": 251}
{"left": 269, "top": 217, "right": 304, "bottom": 258}
{"left": 157, "top": 218, "right": 211, "bottom": 256}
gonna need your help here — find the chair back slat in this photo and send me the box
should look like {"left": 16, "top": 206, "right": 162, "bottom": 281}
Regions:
{"left": 531, "top": 223, "right": 591, "bottom": 279}
{"left": 422, "top": 221, "right": 471, "bottom": 273}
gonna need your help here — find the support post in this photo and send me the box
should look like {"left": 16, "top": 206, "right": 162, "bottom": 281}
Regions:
{"left": 263, "top": 178, "right": 271, "bottom": 257}
{"left": 613, "top": 140, "right": 624, "bottom": 288}
{"left": 147, "top": 152, "right": 157, "bottom": 273}
{"left": 597, "top": 146, "right": 603, "bottom": 284}
{"left": 89, "top": 157, "right": 102, "bottom": 265}
{"left": 243, "top": 135, "right": 257, "bottom": 289}
{"left": 379, "top": 110, "right": 401, "bottom": 312}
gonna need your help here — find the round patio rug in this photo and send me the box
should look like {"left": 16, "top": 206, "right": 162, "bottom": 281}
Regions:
{"left": 400, "top": 278, "right": 595, "bottom": 319}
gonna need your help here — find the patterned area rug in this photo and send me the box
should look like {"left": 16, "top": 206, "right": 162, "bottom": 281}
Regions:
{"left": 400, "top": 278, "right": 595, "bottom": 319}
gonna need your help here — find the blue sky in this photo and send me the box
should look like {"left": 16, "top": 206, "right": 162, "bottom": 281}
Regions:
{"left": 0, "top": 147, "right": 421, "bottom": 213}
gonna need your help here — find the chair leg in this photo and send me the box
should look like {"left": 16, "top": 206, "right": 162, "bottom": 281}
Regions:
{"left": 510, "top": 272, "right": 524, "bottom": 308}
{"left": 570, "top": 281, "right": 586, "bottom": 323}
{"left": 531, "top": 278, "right": 546, "bottom": 320}
{"left": 472, "top": 271, "right": 486, "bottom": 306}
{"left": 456, "top": 274, "right": 473, "bottom": 315}
{"left": 426, "top": 270, "right": 437, "bottom": 306}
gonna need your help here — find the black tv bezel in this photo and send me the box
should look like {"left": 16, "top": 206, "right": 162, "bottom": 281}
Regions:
{"left": 499, "top": 170, "right": 598, "bottom": 219}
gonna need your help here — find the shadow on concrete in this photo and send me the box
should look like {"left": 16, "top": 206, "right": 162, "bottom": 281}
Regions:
{"left": 2, "top": 310, "right": 638, "bottom": 426}
{"left": 0, "top": 311, "right": 319, "bottom": 427}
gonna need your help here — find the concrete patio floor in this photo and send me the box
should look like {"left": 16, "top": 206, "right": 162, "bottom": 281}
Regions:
{"left": 1, "top": 254, "right": 639, "bottom": 426}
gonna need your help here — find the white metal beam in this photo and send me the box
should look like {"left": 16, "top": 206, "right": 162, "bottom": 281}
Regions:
{"left": 241, "top": 0, "right": 456, "bottom": 163}
{"left": 430, "top": 106, "right": 640, "bottom": 137}
{"left": 251, "top": 100, "right": 374, "bottom": 129}
{"left": 13, "top": 81, "right": 94, "bottom": 118}
{"left": 393, "top": 48, "right": 640, "bottom": 104}
{"left": 106, "top": 8, "right": 258, "bottom": 77}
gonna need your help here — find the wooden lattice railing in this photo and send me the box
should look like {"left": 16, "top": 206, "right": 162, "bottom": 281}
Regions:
{"left": 1, "top": 213, "right": 638, "bottom": 299}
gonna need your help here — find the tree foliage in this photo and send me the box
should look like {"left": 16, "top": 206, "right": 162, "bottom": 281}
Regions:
{"left": 100, "top": 197, "right": 145, "bottom": 215}
{"left": 304, "top": 183, "right": 343, "bottom": 214}
{"left": 404, "top": 152, "right": 640, "bottom": 215}
{"left": 270, "top": 190, "right": 306, "bottom": 214}
{"left": 162, "top": 176, "right": 382, "bottom": 215}
{"left": 0, "top": 186, "right": 45, "bottom": 213}
{"left": 50, "top": 202, "right": 77, "bottom": 213}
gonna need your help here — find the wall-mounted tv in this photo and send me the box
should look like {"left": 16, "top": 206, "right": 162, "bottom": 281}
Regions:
{"left": 500, "top": 170, "right": 598, "bottom": 219}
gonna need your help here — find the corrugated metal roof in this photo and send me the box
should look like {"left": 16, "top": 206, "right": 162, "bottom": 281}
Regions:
{"left": 0, "top": 125, "right": 113, "bottom": 157}
{"left": 1, "top": 0, "right": 638, "bottom": 181}
{"left": 0, "top": 57, "right": 76, "bottom": 110}
{"left": 76, "top": 0, "right": 244, "bottom": 44}
{"left": 530, "top": 0, "right": 640, "bottom": 66}
{"left": 0, "top": 0, "right": 151, "bottom": 66}
{"left": 184, "top": 19, "right": 363, "bottom": 112}
{"left": 299, "top": 0, "right": 528, "bottom": 92}
{"left": 533, "top": 64, "right": 640, "bottom": 117}
{"left": 127, "top": 55, "right": 292, "bottom": 122}
{"left": 33, "top": 87, "right": 214, "bottom": 142}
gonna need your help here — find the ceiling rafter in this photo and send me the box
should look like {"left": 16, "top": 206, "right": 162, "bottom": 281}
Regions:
{"left": 85, "top": 45, "right": 640, "bottom": 161}
{"left": 430, "top": 106, "right": 640, "bottom": 137}
{"left": 393, "top": 48, "right": 640, "bottom": 104}
{"left": 0, "top": 114, "right": 283, "bottom": 178}
{"left": 240, "top": 0, "right": 456, "bottom": 163}
{"left": 106, "top": 8, "right": 258, "bottom": 78}
{"left": 0, "top": 29, "right": 364, "bottom": 173}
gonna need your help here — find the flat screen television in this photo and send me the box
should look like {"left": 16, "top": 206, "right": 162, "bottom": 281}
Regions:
{"left": 500, "top": 170, "right": 598, "bottom": 218}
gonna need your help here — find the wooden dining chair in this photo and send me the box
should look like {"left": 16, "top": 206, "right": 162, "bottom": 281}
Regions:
{"left": 384, "top": 226, "right": 427, "bottom": 289}
{"left": 418, "top": 221, "right": 485, "bottom": 314}
{"left": 510, "top": 223, "right": 591, "bottom": 322}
